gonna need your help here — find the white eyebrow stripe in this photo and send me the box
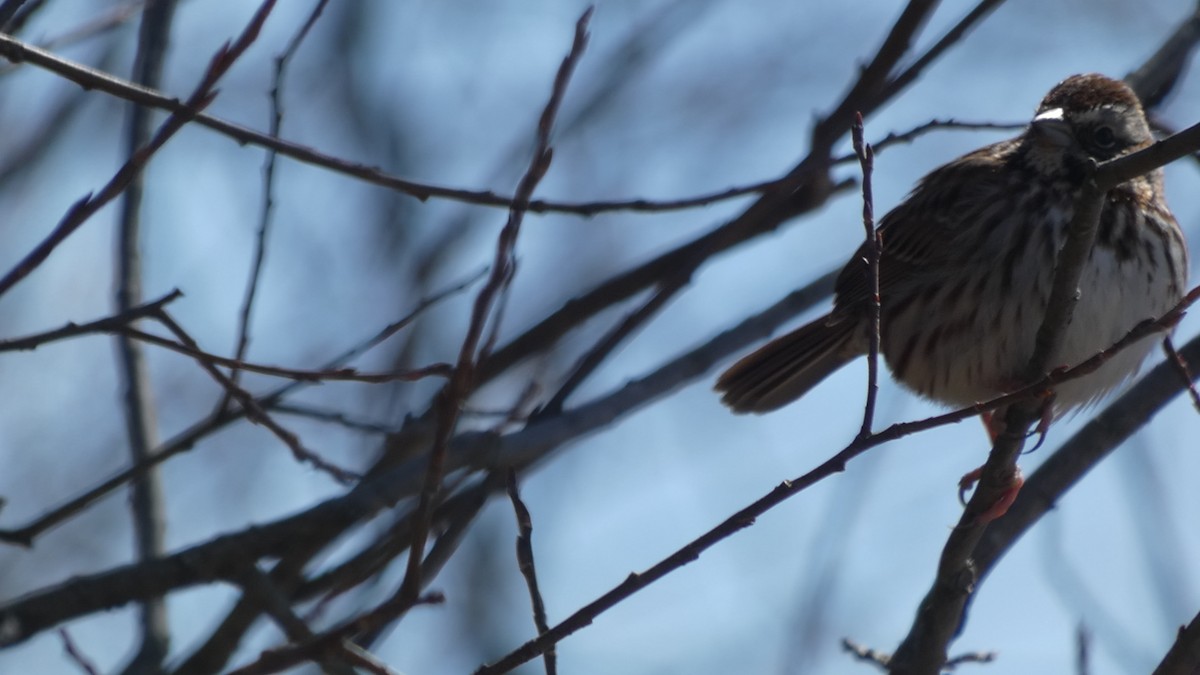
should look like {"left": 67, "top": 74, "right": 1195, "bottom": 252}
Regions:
{"left": 1034, "top": 107, "right": 1065, "bottom": 123}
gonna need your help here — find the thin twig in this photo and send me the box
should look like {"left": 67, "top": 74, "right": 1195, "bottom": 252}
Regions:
{"left": 231, "top": 0, "right": 330, "bottom": 388}
{"left": 154, "top": 310, "right": 359, "bottom": 483}
{"left": 835, "top": 119, "right": 1024, "bottom": 163}
{"left": 944, "top": 651, "right": 998, "bottom": 670}
{"left": 0, "top": 273, "right": 477, "bottom": 547}
{"left": 539, "top": 275, "right": 687, "bottom": 416}
{"left": 5, "top": 287, "right": 1197, "bottom": 646}
{"left": 1, "top": 293, "right": 447, "bottom": 384}
{"left": 887, "top": 112, "right": 1200, "bottom": 675}
{"left": 117, "top": 324, "right": 452, "bottom": 383}
{"left": 0, "top": 28, "right": 996, "bottom": 219}
{"left": 1098, "top": 119, "right": 1200, "bottom": 186}
{"left": 507, "top": 471, "right": 556, "bottom": 675}
{"left": 842, "top": 638, "right": 890, "bottom": 670}
{"left": 852, "top": 112, "right": 881, "bottom": 439}
{"left": 971, "top": 327, "right": 1200, "bottom": 578}
{"left": 878, "top": 0, "right": 1008, "bottom": 105}
{"left": 57, "top": 628, "right": 101, "bottom": 675}
{"left": 474, "top": 284, "right": 1200, "bottom": 675}
{"left": 809, "top": 0, "right": 941, "bottom": 157}
{"left": 478, "top": 256, "right": 518, "bottom": 366}
{"left": 223, "top": 593, "right": 445, "bottom": 675}
{"left": 1161, "top": 336, "right": 1200, "bottom": 413}
{"left": 218, "top": 11, "right": 593, "bottom": 674}
{"left": 270, "top": 403, "right": 400, "bottom": 435}
{"left": 0, "top": 31, "right": 819, "bottom": 217}
{"left": 0, "top": 289, "right": 182, "bottom": 352}
{"left": 8, "top": 1, "right": 146, "bottom": 60}
{"left": 0, "top": 0, "right": 278, "bottom": 299}
{"left": 396, "top": 3, "right": 591, "bottom": 618}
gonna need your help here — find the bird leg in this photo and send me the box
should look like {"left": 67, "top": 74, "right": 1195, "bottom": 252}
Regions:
{"left": 955, "top": 394, "right": 1051, "bottom": 523}
{"left": 957, "top": 464, "right": 1024, "bottom": 523}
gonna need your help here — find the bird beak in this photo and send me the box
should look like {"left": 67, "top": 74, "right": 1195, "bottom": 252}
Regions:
{"left": 1030, "top": 108, "right": 1073, "bottom": 148}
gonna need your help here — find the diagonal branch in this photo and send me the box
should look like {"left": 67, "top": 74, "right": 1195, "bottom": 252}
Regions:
{"left": 0, "top": 0, "right": 277, "bottom": 300}
{"left": 3, "top": 283, "right": 1194, "bottom": 651}
{"left": 0, "top": 289, "right": 182, "bottom": 352}
{"left": 887, "top": 119, "right": 1200, "bottom": 675}
{"left": 507, "top": 471, "right": 556, "bottom": 675}
{"left": 473, "top": 286, "right": 1200, "bottom": 675}
{"left": 394, "top": 2, "right": 591, "bottom": 620}
{"left": 0, "top": 270, "right": 478, "bottom": 548}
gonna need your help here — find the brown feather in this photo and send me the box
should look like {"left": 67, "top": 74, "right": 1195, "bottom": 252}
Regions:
{"left": 715, "top": 313, "right": 860, "bottom": 413}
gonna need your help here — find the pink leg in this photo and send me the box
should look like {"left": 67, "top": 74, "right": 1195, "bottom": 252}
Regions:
{"left": 958, "top": 465, "right": 1024, "bottom": 523}
{"left": 956, "top": 408, "right": 1031, "bottom": 523}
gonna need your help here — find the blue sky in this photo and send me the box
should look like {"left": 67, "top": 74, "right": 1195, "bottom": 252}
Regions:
{"left": 0, "top": 1, "right": 1198, "bottom": 674}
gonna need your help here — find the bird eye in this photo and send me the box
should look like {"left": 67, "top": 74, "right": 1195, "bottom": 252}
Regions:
{"left": 1093, "top": 125, "right": 1117, "bottom": 148}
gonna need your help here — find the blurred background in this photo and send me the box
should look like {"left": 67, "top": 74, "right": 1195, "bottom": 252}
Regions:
{"left": 0, "top": 0, "right": 1198, "bottom": 673}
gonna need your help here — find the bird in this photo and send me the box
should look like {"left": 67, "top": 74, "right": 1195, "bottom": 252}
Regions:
{"left": 715, "top": 73, "right": 1188, "bottom": 518}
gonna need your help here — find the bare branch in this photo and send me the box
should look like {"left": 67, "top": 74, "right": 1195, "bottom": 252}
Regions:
{"left": 119, "top": 324, "right": 453, "bottom": 383}
{"left": 1126, "top": 4, "right": 1200, "bottom": 107}
{"left": 57, "top": 629, "right": 101, "bottom": 675}
{"left": 4, "top": 282, "right": 1193, "bottom": 650}
{"left": 539, "top": 276, "right": 686, "bottom": 416}
{"left": 842, "top": 638, "right": 890, "bottom": 671}
{"left": 835, "top": 118, "right": 1025, "bottom": 163}
{"left": 852, "top": 112, "right": 881, "bottom": 439}
{"left": 0, "top": 272, "right": 475, "bottom": 547}
{"left": 810, "top": 0, "right": 941, "bottom": 155}
{"left": 474, "top": 283, "right": 1200, "bottom": 674}
{"left": 507, "top": 471, "right": 556, "bottom": 675}
{"left": 231, "top": 0, "right": 331, "bottom": 387}
{"left": 1151, "top": 610, "right": 1200, "bottom": 675}
{"left": 890, "top": 117, "right": 1200, "bottom": 674}
{"left": 115, "top": 0, "right": 180, "bottom": 669}
{"left": 0, "top": 289, "right": 182, "bottom": 353}
{"left": 878, "top": 0, "right": 1009, "bottom": 105}
{"left": 395, "top": 1, "right": 590, "bottom": 622}
{"left": 0, "top": 0, "right": 278, "bottom": 299}
{"left": 0, "top": 31, "right": 817, "bottom": 217}
{"left": 1162, "top": 337, "right": 1200, "bottom": 413}
{"left": 154, "top": 310, "right": 359, "bottom": 483}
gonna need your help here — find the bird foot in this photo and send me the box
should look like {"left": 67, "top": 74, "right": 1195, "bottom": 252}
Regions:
{"left": 1024, "top": 390, "right": 1057, "bottom": 453}
{"left": 957, "top": 465, "right": 1025, "bottom": 524}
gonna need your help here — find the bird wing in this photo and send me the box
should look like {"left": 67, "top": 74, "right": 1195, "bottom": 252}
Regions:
{"left": 832, "top": 140, "right": 1019, "bottom": 312}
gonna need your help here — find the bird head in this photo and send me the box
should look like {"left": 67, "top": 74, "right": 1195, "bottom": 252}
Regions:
{"left": 1023, "top": 73, "right": 1154, "bottom": 177}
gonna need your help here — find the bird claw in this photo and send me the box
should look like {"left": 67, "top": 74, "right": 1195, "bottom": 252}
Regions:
{"left": 1023, "top": 390, "right": 1057, "bottom": 454}
{"left": 957, "top": 468, "right": 980, "bottom": 508}
{"left": 957, "top": 465, "right": 1025, "bottom": 524}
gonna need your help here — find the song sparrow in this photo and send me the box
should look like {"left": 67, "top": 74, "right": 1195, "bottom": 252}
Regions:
{"left": 717, "top": 74, "right": 1188, "bottom": 424}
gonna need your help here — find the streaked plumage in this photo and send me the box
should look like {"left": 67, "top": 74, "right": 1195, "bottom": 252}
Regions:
{"left": 717, "top": 73, "right": 1188, "bottom": 415}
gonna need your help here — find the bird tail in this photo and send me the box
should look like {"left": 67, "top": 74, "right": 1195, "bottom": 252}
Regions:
{"left": 715, "top": 314, "right": 860, "bottom": 414}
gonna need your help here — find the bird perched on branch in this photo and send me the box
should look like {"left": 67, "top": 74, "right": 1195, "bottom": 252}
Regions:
{"left": 716, "top": 73, "right": 1189, "bottom": 519}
